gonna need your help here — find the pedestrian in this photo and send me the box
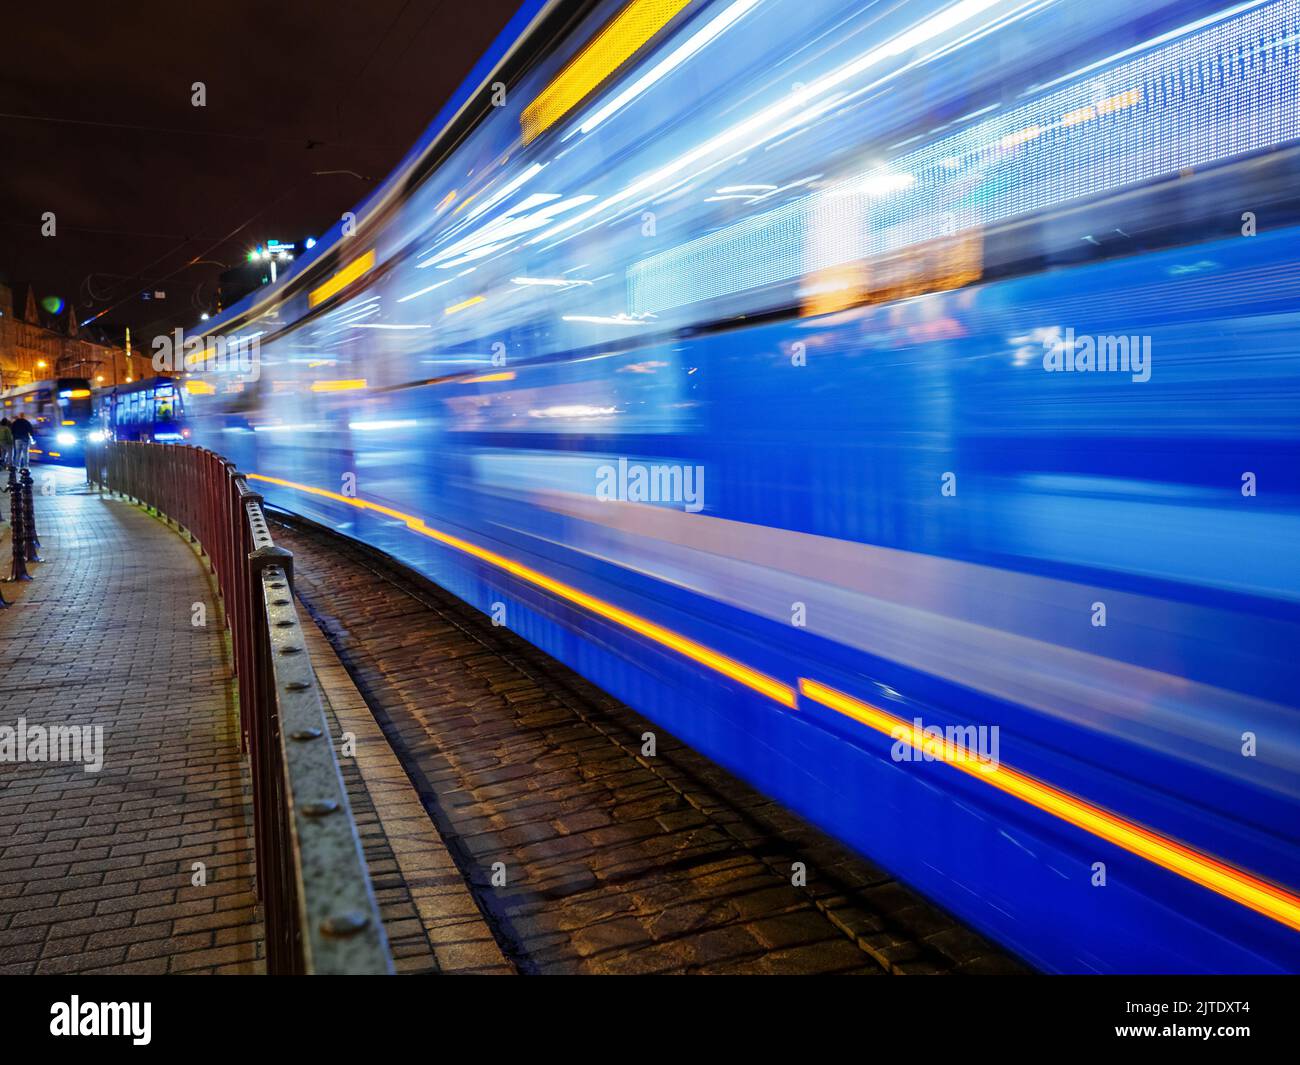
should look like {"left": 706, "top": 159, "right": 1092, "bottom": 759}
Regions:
{"left": 0, "top": 419, "right": 12, "bottom": 469}
{"left": 10, "top": 411, "right": 35, "bottom": 469}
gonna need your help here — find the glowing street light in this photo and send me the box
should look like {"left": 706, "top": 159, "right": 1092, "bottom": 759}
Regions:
{"left": 247, "top": 239, "right": 300, "bottom": 283}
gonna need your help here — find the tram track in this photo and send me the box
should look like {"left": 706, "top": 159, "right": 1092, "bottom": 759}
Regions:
{"left": 270, "top": 511, "right": 1027, "bottom": 975}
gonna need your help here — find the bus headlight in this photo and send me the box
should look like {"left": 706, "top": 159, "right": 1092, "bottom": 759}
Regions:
{"left": 56, "top": 431, "right": 76, "bottom": 446}
{"left": 89, "top": 430, "right": 106, "bottom": 443}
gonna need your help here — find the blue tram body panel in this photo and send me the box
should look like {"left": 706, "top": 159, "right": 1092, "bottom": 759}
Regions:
{"left": 186, "top": 0, "right": 1300, "bottom": 972}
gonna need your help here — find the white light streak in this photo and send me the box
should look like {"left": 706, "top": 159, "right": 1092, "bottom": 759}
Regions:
{"left": 348, "top": 419, "right": 418, "bottom": 431}
{"left": 567, "top": 0, "right": 763, "bottom": 139}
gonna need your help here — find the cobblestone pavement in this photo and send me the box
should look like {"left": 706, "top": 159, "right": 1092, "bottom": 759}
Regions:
{"left": 0, "top": 466, "right": 264, "bottom": 974}
{"left": 304, "top": 620, "right": 511, "bottom": 974}
{"left": 274, "top": 516, "right": 1029, "bottom": 975}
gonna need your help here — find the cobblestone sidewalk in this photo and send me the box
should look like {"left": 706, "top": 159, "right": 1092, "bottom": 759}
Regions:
{"left": 0, "top": 467, "right": 264, "bottom": 974}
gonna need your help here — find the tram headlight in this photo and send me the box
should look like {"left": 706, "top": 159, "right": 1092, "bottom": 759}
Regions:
{"left": 56, "top": 431, "right": 76, "bottom": 446}
{"left": 89, "top": 430, "right": 106, "bottom": 443}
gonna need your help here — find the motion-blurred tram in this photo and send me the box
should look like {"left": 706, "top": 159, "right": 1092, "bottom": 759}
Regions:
{"left": 1, "top": 377, "right": 95, "bottom": 462}
{"left": 185, "top": 0, "right": 1300, "bottom": 972}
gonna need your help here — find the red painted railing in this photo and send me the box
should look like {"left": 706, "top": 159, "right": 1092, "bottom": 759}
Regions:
{"left": 84, "top": 440, "right": 392, "bottom": 975}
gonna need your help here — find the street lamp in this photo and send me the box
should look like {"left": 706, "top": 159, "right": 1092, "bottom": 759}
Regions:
{"left": 249, "top": 240, "right": 296, "bottom": 284}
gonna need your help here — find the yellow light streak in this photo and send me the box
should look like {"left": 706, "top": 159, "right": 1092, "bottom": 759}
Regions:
{"left": 521, "top": 0, "right": 692, "bottom": 143}
{"left": 309, "top": 379, "right": 368, "bottom": 393}
{"left": 445, "top": 295, "right": 486, "bottom": 315}
{"left": 308, "top": 249, "right": 376, "bottom": 308}
{"left": 797, "top": 678, "right": 1300, "bottom": 933}
{"left": 245, "top": 472, "right": 795, "bottom": 708}
{"left": 237, "top": 472, "right": 1300, "bottom": 935}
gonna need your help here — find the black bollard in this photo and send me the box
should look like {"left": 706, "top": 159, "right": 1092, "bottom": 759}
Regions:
{"left": 6, "top": 467, "right": 30, "bottom": 582}
{"left": 0, "top": 468, "right": 9, "bottom": 602}
{"left": 20, "top": 469, "right": 42, "bottom": 562}
{"left": 6, "top": 466, "right": 16, "bottom": 535}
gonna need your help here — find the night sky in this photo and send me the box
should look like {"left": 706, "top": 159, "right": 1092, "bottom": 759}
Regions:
{"left": 0, "top": 0, "right": 520, "bottom": 340}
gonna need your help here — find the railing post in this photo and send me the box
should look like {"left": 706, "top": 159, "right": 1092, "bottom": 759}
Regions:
{"left": 20, "top": 469, "right": 42, "bottom": 562}
{"left": 6, "top": 466, "right": 31, "bottom": 583}
{"left": 248, "top": 543, "right": 293, "bottom": 968}
{"left": 88, "top": 439, "right": 392, "bottom": 974}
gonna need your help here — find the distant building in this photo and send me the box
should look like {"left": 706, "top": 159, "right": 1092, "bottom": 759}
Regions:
{"left": 0, "top": 282, "right": 142, "bottom": 387}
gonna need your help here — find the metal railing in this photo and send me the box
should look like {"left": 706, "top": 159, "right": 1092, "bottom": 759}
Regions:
{"left": 86, "top": 441, "right": 393, "bottom": 975}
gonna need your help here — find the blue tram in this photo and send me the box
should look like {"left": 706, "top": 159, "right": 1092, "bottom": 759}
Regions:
{"left": 0, "top": 377, "right": 95, "bottom": 462}
{"left": 183, "top": 0, "right": 1300, "bottom": 972}
{"left": 94, "top": 376, "right": 188, "bottom": 443}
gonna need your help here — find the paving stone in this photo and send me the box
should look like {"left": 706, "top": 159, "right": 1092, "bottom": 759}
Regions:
{"left": 277, "top": 518, "right": 1028, "bottom": 976}
{"left": 0, "top": 469, "right": 263, "bottom": 973}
